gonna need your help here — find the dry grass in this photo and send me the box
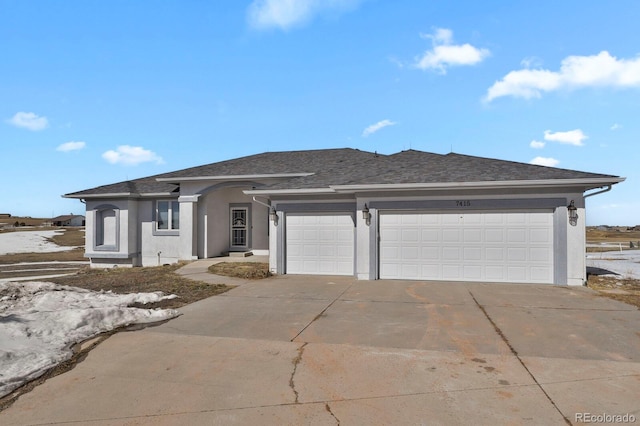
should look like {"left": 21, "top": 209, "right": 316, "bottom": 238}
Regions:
{"left": 208, "top": 262, "right": 271, "bottom": 279}
{"left": 587, "top": 275, "right": 640, "bottom": 309}
{"left": 0, "top": 249, "right": 86, "bottom": 264}
{"left": 586, "top": 226, "right": 640, "bottom": 243}
{"left": 47, "top": 264, "right": 231, "bottom": 309}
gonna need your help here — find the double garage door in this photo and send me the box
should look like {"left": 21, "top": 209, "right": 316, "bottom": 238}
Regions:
{"left": 379, "top": 211, "right": 554, "bottom": 283}
{"left": 285, "top": 210, "right": 554, "bottom": 283}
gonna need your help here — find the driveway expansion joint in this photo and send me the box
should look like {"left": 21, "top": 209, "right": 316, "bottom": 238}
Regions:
{"left": 291, "top": 282, "right": 354, "bottom": 342}
{"left": 468, "top": 289, "right": 573, "bottom": 425}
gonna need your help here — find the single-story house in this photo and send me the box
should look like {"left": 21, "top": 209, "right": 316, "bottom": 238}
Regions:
{"left": 63, "top": 148, "right": 624, "bottom": 286}
{"left": 51, "top": 214, "right": 86, "bottom": 227}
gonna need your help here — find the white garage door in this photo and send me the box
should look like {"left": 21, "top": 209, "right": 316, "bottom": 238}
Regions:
{"left": 286, "top": 213, "right": 355, "bottom": 275}
{"left": 379, "top": 211, "right": 554, "bottom": 283}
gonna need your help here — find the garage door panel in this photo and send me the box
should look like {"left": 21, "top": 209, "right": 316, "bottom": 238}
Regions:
{"left": 442, "top": 265, "right": 462, "bottom": 280}
{"left": 402, "top": 246, "right": 420, "bottom": 259}
{"left": 485, "top": 229, "right": 504, "bottom": 242}
{"left": 485, "top": 247, "right": 505, "bottom": 261}
{"left": 530, "top": 228, "right": 551, "bottom": 243}
{"left": 442, "top": 229, "right": 460, "bottom": 242}
{"left": 463, "top": 247, "right": 482, "bottom": 261}
{"left": 507, "top": 229, "right": 526, "bottom": 243}
{"left": 530, "top": 247, "right": 551, "bottom": 261}
{"left": 421, "top": 246, "right": 439, "bottom": 260}
{"left": 442, "top": 247, "right": 462, "bottom": 260}
{"left": 485, "top": 266, "right": 505, "bottom": 280}
{"left": 380, "top": 211, "right": 554, "bottom": 283}
{"left": 464, "top": 228, "right": 482, "bottom": 242}
{"left": 507, "top": 266, "right": 527, "bottom": 281}
{"left": 286, "top": 213, "right": 354, "bottom": 276}
{"left": 464, "top": 265, "right": 482, "bottom": 280}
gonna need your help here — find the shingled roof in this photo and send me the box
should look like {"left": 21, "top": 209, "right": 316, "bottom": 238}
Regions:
{"left": 64, "top": 148, "right": 621, "bottom": 198}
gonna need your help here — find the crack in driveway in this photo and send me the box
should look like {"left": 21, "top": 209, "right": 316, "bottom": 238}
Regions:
{"left": 325, "top": 402, "right": 340, "bottom": 424}
{"left": 468, "top": 289, "right": 572, "bottom": 425}
{"left": 289, "top": 342, "right": 308, "bottom": 404}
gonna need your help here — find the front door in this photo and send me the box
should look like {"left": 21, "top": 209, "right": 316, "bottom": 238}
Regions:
{"left": 229, "top": 207, "right": 249, "bottom": 251}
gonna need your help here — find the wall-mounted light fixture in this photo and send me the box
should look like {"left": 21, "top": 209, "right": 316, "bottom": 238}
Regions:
{"left": 362, "top": 204, "right": 371, "bottom": 226}
{"left": 568, "top": 200, "right": 578, "bottom": 226}
{"left": 269, "top": 206, "right": 279, "bottom": 226}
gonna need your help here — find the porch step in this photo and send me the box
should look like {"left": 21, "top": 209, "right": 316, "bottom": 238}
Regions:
{"left": 228, "top": 251, "right": 253, "bottom": 258}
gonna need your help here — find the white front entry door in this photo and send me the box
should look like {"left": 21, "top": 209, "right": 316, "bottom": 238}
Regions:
{"left": 379, "top": 211, "right": 554, "bottom": 283}
{"left": 286, "top": 213, "right": 355, "bottom": 275}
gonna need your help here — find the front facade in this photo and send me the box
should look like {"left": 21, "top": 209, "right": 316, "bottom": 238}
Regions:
{"left": 64, "top": 148, "right": 624, "bottom": 286}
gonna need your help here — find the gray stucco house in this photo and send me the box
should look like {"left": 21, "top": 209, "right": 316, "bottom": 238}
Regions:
{"left": 64, "top": 148, "right": 623, "bottom": 285}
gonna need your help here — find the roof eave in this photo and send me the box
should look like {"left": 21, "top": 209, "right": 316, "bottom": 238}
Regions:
{"left": 244, "top": 177, "right": 625, "bottom": 196}
{"left": 331, "top": 177, "right": 625, "bottom": 192}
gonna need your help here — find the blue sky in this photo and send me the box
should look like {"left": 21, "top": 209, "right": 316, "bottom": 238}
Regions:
{"left": 1, "top": 0, "right": 638, "bottom": 225}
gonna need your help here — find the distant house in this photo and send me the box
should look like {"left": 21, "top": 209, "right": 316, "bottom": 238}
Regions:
{"left": 52, "top": 214, "right": 85, "bottom": 227}
{"left": 64, "top": 148, "right": 624, "bottom": 286}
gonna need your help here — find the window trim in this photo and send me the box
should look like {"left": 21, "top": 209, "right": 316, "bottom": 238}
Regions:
{"left": 153, "top": 199, "right": 180, "bottom": 236}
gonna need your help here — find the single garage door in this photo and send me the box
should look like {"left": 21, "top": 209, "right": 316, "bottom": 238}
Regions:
{"left": 379, "top": 211, "right": 554, "bottom": 283}
{"left": 286, "top": 213, "right": 355, "bottom": 275}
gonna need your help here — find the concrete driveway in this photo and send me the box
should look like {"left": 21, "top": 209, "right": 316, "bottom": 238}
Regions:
{"left": 2, "top": 275, "right": 639, "bottom": 425}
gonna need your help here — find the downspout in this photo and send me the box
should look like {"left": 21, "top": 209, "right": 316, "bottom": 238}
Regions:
{"left": 578, "top": 185, "right": 612, "bottom": 286}
{"left": 251, "top": 196, "right": 271, "bottom": 209}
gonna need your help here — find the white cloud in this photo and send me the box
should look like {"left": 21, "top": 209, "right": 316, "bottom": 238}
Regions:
{"left": 414, "top": 28, "right": 490, "bottom": 73}
{"left": 56, "top": 141, "right": 86, "bottom": 152}
{"left": 544, "top": 129, "right": 587, "bottom": 146}
{"left": 486, "top": 51, "right": 640, "bottom": 101}
{"left": 610, "top": 123, "right": 621, "bottom": 130}
{"left": 362, "top": 119, "right": 396, "bottom": 137}
{"left": 247, "top": 0, "right": 361, "bottom": 31}
{"left": 102, "top": 145, "right": 164, "bottom": 166}
{"left": 530, "top": 140, "right": 545, "bottom": 149}
{"left": 530, "top": 156, "right": 559, "bottom": 167}
{"left": 6, "top": 112, "right": 49, "bottom": 131}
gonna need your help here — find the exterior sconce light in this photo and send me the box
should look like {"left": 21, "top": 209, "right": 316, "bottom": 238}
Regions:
{"left": 362, "top": 204, "right": 371, "bottom": 225}
{"left": 269, "top": 206, "right": 279, "bottom": 226}
{"left": 568, "top": 200, "right": 578, "bottom": 226}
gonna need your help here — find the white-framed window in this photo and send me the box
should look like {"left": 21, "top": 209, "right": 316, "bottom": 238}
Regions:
{"left": 157, "top": 200, "right": 180, "bottom": 231}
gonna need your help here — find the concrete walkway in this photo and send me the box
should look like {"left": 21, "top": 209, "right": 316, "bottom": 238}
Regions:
{"left": 2, "top": 275, "right": 639, "bottom": 425}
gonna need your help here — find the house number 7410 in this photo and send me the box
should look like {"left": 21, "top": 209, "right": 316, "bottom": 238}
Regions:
{"left": 456, "top": 200, "right": 471, "bottom": 207}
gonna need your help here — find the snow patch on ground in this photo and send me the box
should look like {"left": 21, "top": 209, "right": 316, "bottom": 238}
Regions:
{"left": 0, "top": 281, "right": 179, "bottom": 397}
{"left": 586, "top": 250, "right": 640, "bottom": 279}
{"left": 0, "top": 230, "right": 76, "bottom": 255}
